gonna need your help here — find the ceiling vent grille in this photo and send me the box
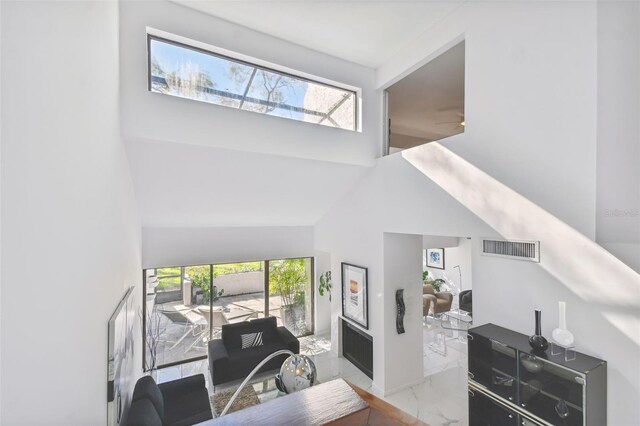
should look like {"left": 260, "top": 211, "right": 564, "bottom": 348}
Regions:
{"left": 482, "top": 239, "right": 540, "bottom": 262}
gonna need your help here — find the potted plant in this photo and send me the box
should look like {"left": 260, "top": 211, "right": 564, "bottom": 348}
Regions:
{"left": 318, "top": 271, "right": 332, "bottom": 301}
{"left": 270, "top": 259, "right": 307, "bottom": 332}
{"left": 423, "top": 271, "right": 446, "bottom": 292}
{"left": 188, "top": 266, "right": 224, "bottom": 304}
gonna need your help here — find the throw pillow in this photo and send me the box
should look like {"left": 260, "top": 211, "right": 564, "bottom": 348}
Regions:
{"left": 241, "top": 331, "right": 264, "bottom": 349}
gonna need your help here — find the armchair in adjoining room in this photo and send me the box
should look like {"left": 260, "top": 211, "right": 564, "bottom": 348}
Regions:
{"left": 459, "top": 289, "right": 472, "bottom": 316}
{"left": 422, "top": 284, "right": 453, "bottom": 317}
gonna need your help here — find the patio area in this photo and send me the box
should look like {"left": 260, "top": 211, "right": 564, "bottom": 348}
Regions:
{"left": 147, "top": 291, "right": 298, "bottom": 367}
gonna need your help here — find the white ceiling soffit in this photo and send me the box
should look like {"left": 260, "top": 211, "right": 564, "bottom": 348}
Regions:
{"left": 171, "top": 0, "right": 465, "bottom": 68}
{"left": 126, "top": 138, "right": 369, "bottom": 227}
{"left": 388, "top": 40, "right": 465, "bottom": 146}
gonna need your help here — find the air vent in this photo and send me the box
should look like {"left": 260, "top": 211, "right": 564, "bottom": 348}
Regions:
{"left": 482, "top": 239, "right": 540, "bottom": 262}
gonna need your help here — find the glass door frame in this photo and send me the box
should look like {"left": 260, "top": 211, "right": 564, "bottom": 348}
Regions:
{"left": 142, "top": 256, "right": 315, "bottom": 372}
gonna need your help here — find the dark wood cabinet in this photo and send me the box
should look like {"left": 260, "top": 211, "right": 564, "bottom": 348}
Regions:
{"left": 468, "top": 324, "right": 606, "bottom": 426}
{"left": 469, "top": 387, "right": 519, "bottom": 426}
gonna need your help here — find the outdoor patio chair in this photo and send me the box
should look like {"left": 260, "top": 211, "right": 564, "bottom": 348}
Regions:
{"left": 159, "top": 309, "right": 205, "bottom": 350}
{"left": 185, "top": 308, "right": 230, "bottom": 353}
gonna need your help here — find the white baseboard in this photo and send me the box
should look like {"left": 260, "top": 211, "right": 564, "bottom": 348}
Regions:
{"left": 378, "top": 377, "right": 426, "bottom": 397}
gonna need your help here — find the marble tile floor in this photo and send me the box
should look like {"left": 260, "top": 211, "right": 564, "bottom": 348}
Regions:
{"left": 156, "top": 327, "right": 470, "bottom": 425}
{"left": 423, "top": 317, "right": 469, "bottom": 378}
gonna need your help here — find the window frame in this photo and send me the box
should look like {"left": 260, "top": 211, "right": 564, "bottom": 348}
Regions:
{"left": 142, "top": 256, "right": 315, "bottom": 372}
{"left": 146, "top": 33, "right": 359, "bottom": 131}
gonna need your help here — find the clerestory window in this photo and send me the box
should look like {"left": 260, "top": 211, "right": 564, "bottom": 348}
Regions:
{"left": 148, "top": 34, "right": 358, "bottom": 131}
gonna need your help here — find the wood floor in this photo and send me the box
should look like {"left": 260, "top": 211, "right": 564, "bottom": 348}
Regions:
{"left": 348, "top": 382, "right": 429, "bottom": 426}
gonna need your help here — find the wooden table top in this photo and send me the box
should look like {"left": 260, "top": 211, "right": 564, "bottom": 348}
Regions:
{"left": 200, "top": 378, "right": 370, "bottom": 426}
{"left": 200, "top": 377, "right": 429, "bottom": 426}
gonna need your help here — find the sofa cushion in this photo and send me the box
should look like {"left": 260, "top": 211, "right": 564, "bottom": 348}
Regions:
{"left": 209, "top": 321, "right": 299, "bottom": 387}
{"left": 228, "top": 343, "right": 283, "bottom": 373}
{"left": 247, "top": 317, "right": 278, "bottom": 343}
{"left": 222, "top": 316, "right": 278, "bottom": 349}
{"left": 131, "top": 375, "right": 164, "bottom": 421}
{"left": 222, "top": 321, "right": 256, "bottom": 349}
{"left": 240, "top": 331, "right": 264, "bottom": 349}
{"left": 127, "top": 398, "right": 163, "bottom": 426}
{"left": 163, "top": 388, "right": 212, "bottom": 426}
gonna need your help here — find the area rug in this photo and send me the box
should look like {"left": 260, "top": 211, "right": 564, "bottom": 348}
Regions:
{"left": 211, "top": 385, "right": 261, "bottom": 416}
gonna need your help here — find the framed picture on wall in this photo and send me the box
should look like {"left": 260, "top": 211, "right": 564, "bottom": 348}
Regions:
{"left": 426, "top": 248, "right": 445, "bottom": 269}
{"left": 341, "top": 263, "right": 369, "bottom": 329}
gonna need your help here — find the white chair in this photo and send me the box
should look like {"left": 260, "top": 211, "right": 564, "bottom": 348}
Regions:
{"left": 159, "top": 309, "right": 206, "bottom": 349}
{"left": 185, "top": 308, "right": 229, "bottom": 353}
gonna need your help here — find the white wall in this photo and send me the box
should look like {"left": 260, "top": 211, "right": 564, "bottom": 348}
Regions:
{"left": 317, "top": 2, "right": 639, "bottom": 423}
{"left": 119, "top": 0, "right": 380, "bottom": 167}
{"left": 422, "top": 235, "right": 458, "bottom": 250}
{"left": 142, "top": 226, "right": 313, "bottom": 268}
{"left": 378, "top": 1, "right": 599, "bottom": 239}
{"left": 1, "top": 2, "right": 142, "bottom": 424}
{"left": 315, "top": 153, "right": 489, "bottom": 392}
{"left": 0, "top": 0, "right": 3, "bottom": 419}
{"left": 318, "top": 135, "right": 640, "bottom": 425}
{"left": 600, "top": 242, "right": 640, "bottom": 273}
{"left": 126, "top": 138, "right": 368, "bottom": 228}
{"left": 596, "top": 0, "right": 640, "bottom": 270}
{"left": 383, "top": 232, "right": 424, "bottom": 394}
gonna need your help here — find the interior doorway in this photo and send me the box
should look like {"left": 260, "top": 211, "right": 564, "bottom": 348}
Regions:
{"left": 385, "top": 41, "right": 465, "bottom": 154}
{"left": 421, "top": 235, "right": 472, "bottom": 377}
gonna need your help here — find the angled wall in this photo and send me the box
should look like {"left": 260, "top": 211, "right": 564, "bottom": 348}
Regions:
{"left": 317, "top": 2, "right": 638, "bottom": 424}
{"left": 378, "top": 1, "right": 599, "bottom": 239}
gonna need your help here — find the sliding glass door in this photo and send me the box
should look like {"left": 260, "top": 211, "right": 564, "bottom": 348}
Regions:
{"left": 212, "top": 262, "right": 266, "bottom": 322}
{"left": 143, "top": 257, "right": 313, "bottom": 371}
{"left": 144, "top": 265, "right": 212, "bottom": 369}
{"left": 268, "top": 258, "right": 314, "bottom": 337}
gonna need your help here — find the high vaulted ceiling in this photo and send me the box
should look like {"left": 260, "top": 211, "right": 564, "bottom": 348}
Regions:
{"left": 172, "top": 0, "right": 465, "bottom": 68}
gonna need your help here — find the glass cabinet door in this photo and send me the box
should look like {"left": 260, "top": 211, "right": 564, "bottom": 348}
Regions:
{"left": 468, "top": 332, "right": 519, "bottom": 403}
{"left": 518, "top": 353, "right": 584, "bottom": 426}
{"left": 469, "top": 388, "right": 519, "bottom": 426}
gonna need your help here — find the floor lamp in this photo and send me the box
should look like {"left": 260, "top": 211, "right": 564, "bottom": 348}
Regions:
{"left": 220, "top": 349, "right": 316, "bottom": 417}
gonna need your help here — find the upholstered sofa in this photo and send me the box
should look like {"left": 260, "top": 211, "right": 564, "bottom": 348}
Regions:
{"left": 208, "top": 316, "right": 299, "bottom": 387}
{"left": 422, "top": 285, "right": 453, "bottom": 317}
{"left": 127, "top": 374, "right": 212, "bottom": 426}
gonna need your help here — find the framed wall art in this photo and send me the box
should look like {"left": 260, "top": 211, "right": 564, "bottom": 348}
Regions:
{"left": 341, "top": 262, "right": 369, "bottom": 329}
{"left": 426, "top": 248, "right": 445, "bottom": 269}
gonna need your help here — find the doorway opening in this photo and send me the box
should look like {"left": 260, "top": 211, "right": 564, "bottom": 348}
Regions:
{"left": 385, "top": 41, "right": 465, "bottom": 154}
{"left": 421, "top": 235, "right": 472, "bottom": 377}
